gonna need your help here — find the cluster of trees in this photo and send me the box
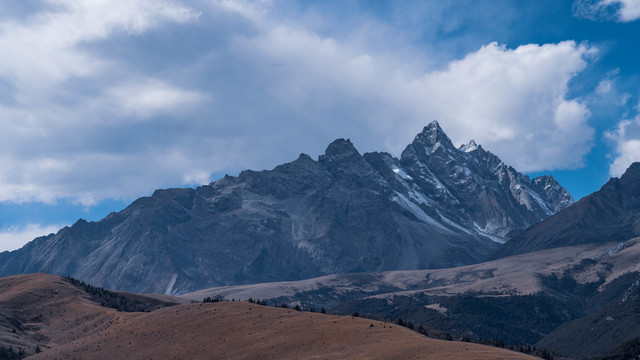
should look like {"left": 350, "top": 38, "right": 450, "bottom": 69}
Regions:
{"left": 246, "top": 298, "right": 268, "bottom": 306}
{"left": 274, "top": 301, "right": 326, "bottom": 314}
{"left": 63, "top": 276, "right": 167, "bottom": 312}
{"left": 202, "top": 297, "right": 221, "bottom": 303}
{"left": 395, "top": 317, "right": 454, "bottom": 341}
{"left": 335, "top": 291, "right": 584, "bottom": 345}
{"left": 202, "top": 297, "right": 328, "bottom": 314}
{"left": 345, "top": 312, "right": 560, "bottom": 359}
{"left": 201, "top": 297, "right": 267, "bottom": 306}
{"left": 0, "top": 345, "right": 25, "bottom": 359}
{"left": 391, "top": 316, "right": 558, "bottom": 359}
{"left": 475, "top": 339, "right": 556, "bottom": 360}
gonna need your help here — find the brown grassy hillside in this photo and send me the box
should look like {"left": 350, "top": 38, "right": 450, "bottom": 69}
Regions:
{"left": 0, "top": 273, "right": 128, "bottom": 356}
{"left": 0, "top": 273, "right": 185, "bottom": 357}
{"left": 1, "top": 274, "right": 537, "bottom": 360}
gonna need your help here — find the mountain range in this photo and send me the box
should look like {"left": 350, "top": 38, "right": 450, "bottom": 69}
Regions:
{"left": 0, "top": 121, "right": 572, "bottom": 294}
{"left": 182, "top": 161, "right": 640, "bottom": 358}
{"left": 3, "top": 121, "right": 640, "bottom": 359}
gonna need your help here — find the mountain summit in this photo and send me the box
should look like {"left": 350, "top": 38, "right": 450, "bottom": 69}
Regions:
{"left": 0, "top": 122, "right": 572, "bottom": 294}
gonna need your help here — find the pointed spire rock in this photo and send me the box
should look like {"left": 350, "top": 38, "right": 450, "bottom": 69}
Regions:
{"left": 319, "top": 138, "right": 366, "bottom": 168}
{"left": 323, "top": 138, "right": 360, "bottom": 158}
{"left": 619, "top": 162, "right": 640, "bottom": 191}
{"left": 459, "top": 140, "right": 478, "bottom": 153}
{"left": 412, "top": 120, "right": 456, "bottom": 153}
{"left": 419, "top": 120, "right": 445, "bottom": 137}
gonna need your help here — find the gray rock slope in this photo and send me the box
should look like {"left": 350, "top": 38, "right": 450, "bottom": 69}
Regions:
{"left": 0, "top": 121, "right": 572, "bottom": 294}
{"left": 491, "top": 161, "right": 640, "bottom": 259}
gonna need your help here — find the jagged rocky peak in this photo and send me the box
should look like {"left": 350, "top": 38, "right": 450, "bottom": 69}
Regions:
{"left": 395, "top": 120, "right": 575, "bottom": 239}
{"left": 532, "top": 174, "right": 554, "bottom": 185}
{"left": 596, "top": 161, "right": 640, "bottom": 208}
{"left": 320, "top": 138, "right": 362, "bottom": 163}
{"left": 409, "top": 121, "right": 487, "bottom": 160}
{"left": 296, "top": 153, "right": 314, "bottom": 162}
{"left": 531, "top": 174, "right": 573, "bottom": 212}
{"left": 619, "top": 162, "right": 640, "bottom": 190}
{"left": 459, "top": 140, "right": 478, "bottom": 153}
{"left": 414, "top": 120, "right": 453, "bottom": 146}
{"left": 287, "top": 152, "right": 319, "bottom": 172}
{"left": 414, "top": 120, "right": 456, "bottom": 151}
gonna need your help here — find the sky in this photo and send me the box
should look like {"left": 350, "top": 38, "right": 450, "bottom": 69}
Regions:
{"left": 1, "top": 0, "right": 640, "bottom": 251}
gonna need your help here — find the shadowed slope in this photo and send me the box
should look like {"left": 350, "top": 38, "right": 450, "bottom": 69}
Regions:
{"left": 491, "top": 162, "right": 640, "bottom": 259}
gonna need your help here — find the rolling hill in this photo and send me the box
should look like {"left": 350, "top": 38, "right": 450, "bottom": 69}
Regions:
{"left": 0, "top": 273, "right": 536, "bottom": 360}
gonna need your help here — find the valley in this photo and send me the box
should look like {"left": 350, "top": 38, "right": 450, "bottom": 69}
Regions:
{"left": 181, "top": 239, "right": 640, "bottom": 356}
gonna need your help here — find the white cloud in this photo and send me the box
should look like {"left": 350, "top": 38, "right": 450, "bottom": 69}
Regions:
{"left": 0, "top": 0, "right": 199, "bottom": 91}
{"left": 106, "top": 79, "right": 209, "bottom": 119}
{"left": 238, "top": 25, "right": 595, "bottom": 171}
{"left": 606, "top": 114, "right": 640, "bottom": 176}
{"left": 604, "top": 0, "right": 640, "bottom": 21}
{"left": 0, "top": 0, "right": 208, "bottom": 205}
{"left": 0, "top": 0, "right": 598, "bottom": 206}
{"left": 573, "top": 0, "right": 640, "bottom": 22}
{"left": 410, "top": 42, "right": 595, "bottom": 171}
{"left": 596, "top": 79, "right": 613, "bottom": 94}
{"left": 0, "top": 224, "right": 63, "bottom": 252}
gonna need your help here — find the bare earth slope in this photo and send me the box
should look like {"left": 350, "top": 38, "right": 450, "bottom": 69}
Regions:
{"left": 182, "top": 240, "right": 640, "bottom": 350}
{"left": 0, "top": 273, "right": 185, "bottom": 358}
{"left": 0, "top": 273, "right": 130, "bottom": 357}
{"left": 0, "top": 273, "right": 535, "bottom": 360}
{"left": 183, "top": 239, "right": 640, "bottom": 306}
{"left": 31, "top": 301, "right": 536, "bottom": 360}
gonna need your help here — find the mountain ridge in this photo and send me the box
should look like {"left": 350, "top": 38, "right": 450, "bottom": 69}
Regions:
{"left": 0, "top": 122, "right": 572, "bottom": 294}
{"left": 491, "top": 161, "right": 640, "bottom": 259}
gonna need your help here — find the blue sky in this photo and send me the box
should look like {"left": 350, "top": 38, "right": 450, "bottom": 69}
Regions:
{"left": 1, "top": 0, "right": 640, "bottom": 251}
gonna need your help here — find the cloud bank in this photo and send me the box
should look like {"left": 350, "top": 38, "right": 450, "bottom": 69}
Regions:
{"left": 0, "top": 224, "right": 62, "bottom": 252}
{"left": 0, "top": 0, "right": 598, "bottom": 206}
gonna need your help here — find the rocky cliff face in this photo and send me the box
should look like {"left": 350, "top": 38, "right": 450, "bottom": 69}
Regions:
{"left": 491, "top": 162, "right": 640, "bottom": 259}
{"left": 0, "top": 121, "right": 572, "bottom": 294}
{"left": 390, "top": 122, "right": 572, "bottom": 240}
